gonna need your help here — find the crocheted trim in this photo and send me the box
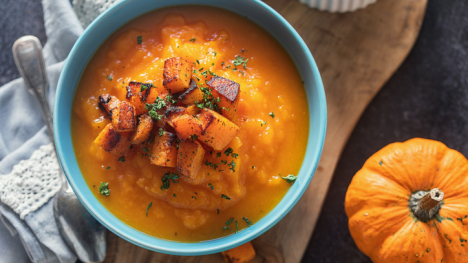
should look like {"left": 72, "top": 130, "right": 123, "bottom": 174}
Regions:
{"left": 73, "top": 0, "right": 120, "bottom": 28}
{"left": 0, "top": 144, "right": 61, "bottom": 219}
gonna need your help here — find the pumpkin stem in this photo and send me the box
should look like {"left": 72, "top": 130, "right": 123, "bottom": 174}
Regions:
{"left": 409, "top": 188, "right": 444, "bottom": 222}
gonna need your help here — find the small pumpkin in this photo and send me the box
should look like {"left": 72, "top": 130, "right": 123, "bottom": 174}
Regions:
{"left": 345, "top": 138, "right": 468, "bottom": 263}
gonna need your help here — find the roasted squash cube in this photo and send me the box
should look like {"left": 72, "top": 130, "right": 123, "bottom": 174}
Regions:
{"left": 165, "top": 106, "right": 186, "bottom": 123}
{"left": 126, "top": 82, "right": 154, "bottom": 115}
{"left": 207, "top": 76, "right": 240, "bottom": 120}
{"left": 177, "top": 140, "right": 205, "bottom": 179}
{"left": 178, "top": 79, "right": 204, "bottom": 105}
{"left": 163, "top": 57, "right": 192, "bottom": 93}
{"left": 221, "top": 242, "right": 256, "bottom": 263}
{"left": 150, "top": 131, "right": 178, "bottom": 167}
{"left": 129, "top": 114, "right": 154, "bottom": 144}
{"left": 198, "top": 109, "right": 240, "bottom": 151}
{"left": 98, "top": 94, "right": 121, "bottom": 118}
{"left": 111, "top": 101, "right": 137, "bottom": 132}
{"left": 94, "top": 123, "right": 131, "bottom": 155}
{"left": 170, "top": 114, "right": 204, "bottom": 140}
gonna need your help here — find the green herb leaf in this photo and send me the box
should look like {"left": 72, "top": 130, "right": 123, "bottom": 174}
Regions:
{"left": 224, "top": 147, "right": 233, "bottom": 156}
{"left": 99, "top": 182, "right": 110, "bottom": 197}
{"left": 189, "top": 38, "right": 196, "bottom": 42}
{"left": 146, "top": 202, "right": 152, "bottom": 217}
{"left": 208, "top": 183, "right": 214, "bottom": 190}
{"left": 221, "top": 194, "right": 231, "bottom": 200}
{"left": 228, "top": 160, "right": 236, "bottom": 172}
{"left": 107, "top": 75, "right": 112, "bottom": 81}
{"left": 159, "top": 128, "right": 165, "bottom": 137}
{"left": 241, "top": 217, "right": 253, "bottom": 226}
{"left": 148, "top": 135, "right": 156, "bottom": 144}
{"left": 233, "top": 55, "right": 248, "bottom": 69}
{"left": 118, "top": 156, "right": 126, "bottom": 162}
{"left": 160, "top": 171, "right": 180, "bottom": 190}
{"left": 269, "top": 112, "right": 275, "bottom": 118}
{"left": 137, "top": 35, "right": 142, "bottom": 44}
{"left": 106, "top": 166, "right": 110, "bottom": 170}
{"left": 142, "top": 147, "right": 149, "bottom": 153}
{"left": 223, "top": 217, "right": 234, "bottom": 231}
{"left": 140, "top": 83, "right": 151, "bottom": 92}
{"left": 280, "top": 174, "right": 297, "bottom": 184}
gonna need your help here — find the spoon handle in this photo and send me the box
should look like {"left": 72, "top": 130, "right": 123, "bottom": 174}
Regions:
{"left": 12, "top": 36, "right": 54, "bottom": 145}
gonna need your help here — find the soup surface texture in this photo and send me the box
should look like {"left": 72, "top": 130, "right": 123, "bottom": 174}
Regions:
{"left": 72, "top": 6, "right": 309, "bottom": 242}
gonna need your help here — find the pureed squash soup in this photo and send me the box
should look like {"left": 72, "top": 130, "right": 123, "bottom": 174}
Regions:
{"left": 71, "top": 5, "right": 309, "bottom": 241}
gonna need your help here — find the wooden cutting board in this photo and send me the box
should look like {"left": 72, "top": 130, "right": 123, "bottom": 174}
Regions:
{"left": 102, "top": 0, "right": 427, "bottom": 262}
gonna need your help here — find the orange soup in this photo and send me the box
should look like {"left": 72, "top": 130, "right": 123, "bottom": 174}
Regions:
{"left": 71, "top": 6, "right": 309, "bottom": 241}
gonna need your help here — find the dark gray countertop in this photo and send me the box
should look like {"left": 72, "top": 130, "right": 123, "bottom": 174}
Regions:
{"left": 1, "top": 0, "right": 466, "bottom": 262}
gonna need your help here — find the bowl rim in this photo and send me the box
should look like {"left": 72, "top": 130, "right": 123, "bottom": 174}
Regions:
{"left": 54, "top": 0, "right": 327, "bottom": 256}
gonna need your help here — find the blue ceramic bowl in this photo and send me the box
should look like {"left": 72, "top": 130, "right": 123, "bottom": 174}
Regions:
{"left": 54, "top": 0, "right": 327, "bottom": 256}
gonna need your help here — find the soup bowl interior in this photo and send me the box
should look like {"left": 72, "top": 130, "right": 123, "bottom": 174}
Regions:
{"left": 54, "top": 0, "right": 326, "bottom": 255}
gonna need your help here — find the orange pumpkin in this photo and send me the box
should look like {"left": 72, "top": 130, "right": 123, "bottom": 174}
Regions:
{"left": 345, "top": 138, "right": 468, "bottom": 263}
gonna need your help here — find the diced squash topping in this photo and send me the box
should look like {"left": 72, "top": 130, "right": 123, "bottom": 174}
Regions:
{"left": 178, "top": 79, "right": 204, "bottom": 105}
{"left": 150, "top": 132, "right": 178, "bottom": 167}
{"left": 125, "top": 82, "right": 154, "bottom": 115}
{"left": 177, "top": 140, "right": 205, "bottom": 179}
{"left": 221, "top": 242, "right": 256, "bottom": 263}
{"left": 129, "top": 114, "right": 154, "bottom": 144}
{"left": 170, "top": 114, "right": 204, "bottom": 140}
{"left": 94, "top": 123, "right": 131, "bottom": 155}
{"left": 163, "top": 57, "right": 192, "bottom": 93}
{"left": 198, "top": 109, "right": 240, "bottom": 151}
{"left": 98, "top": 94, "right": 120, "bottom": 117}
{"left": 207, "top": 76, "right": 240, "bottom": 120}
{"left": 165, "top": 106, "right": 186, "bottom": 123}
{"left": 111, "top": 101, "right": 137, "bottom": 132}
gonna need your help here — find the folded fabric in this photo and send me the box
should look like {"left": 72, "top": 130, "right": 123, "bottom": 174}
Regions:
{"left": 0, "top": 0, "right": 84, "bottom": 262}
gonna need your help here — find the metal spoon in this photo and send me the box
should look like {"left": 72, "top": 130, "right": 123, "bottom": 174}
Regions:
{"left": 12, "top": 36, "right": 106, "bottom": 263}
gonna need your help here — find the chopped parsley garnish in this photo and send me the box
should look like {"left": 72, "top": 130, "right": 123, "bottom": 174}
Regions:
{"left": 159, "top": 128, "right": 165, "bottom": 137}
{"left": 140, "top": 83, "right": 151, "bottom": 92}
{"left": 233, "top": 55, "right": 248, "bottom": 69}
{"left": 173, "top": 194, "right": 177, "bottom": 197}
{"left": 213, "top": 51, "right": 217, "bottom": 56}
{"left": 160, "top": 171, "right": 180, "bottom": 190}
{"left": 106, "top": 166, "right": 110, "bottom": 170}
{"left": 221, "top": 194, "right": 231, "bottom": 200}
{"left": 261, "top": 120, "right": 267, "bottom": 126}
{"left": 118, "top": 156, "right": 126, "bottom": 162}
{"left": 216, "top": 152, "right": 222, "bottom": 158}
{"left": 208, "top": 183, "right": 214, "bottom": 190}
{"left": 107, "top": 75, "right": 112, "bottom": 81}
{"left": 196, "top": 59, "right": 200, "bottom": 64}
{"left": 227, "top": 160, "right": 236, "bottom": 172}
{"left": 190, "top": 134, "right": 198, "bottom": 141}
{"left": 192, "top": 196, "right": 197, "bottom": 199}
{"left": 232, "top": 153, "right": 238, "bottom": 159}
{"left": 280, "top": 174, "right": 297, "bottom": 184}
{"left": 146, "top": 202, "right": 152, "bottom": 217}
{"left": 252, "top": 166, "right": 255, "bottom": 169}
{"left": 223, "top": 217, "right": 235, "bottom": 231}
{"left": 175, "top": 139, "right": 180, "bottom": 150}
{"left": 242, "top": 217, "right": 253, "bottom": 226}
{"left": 196, "top": 87, "right": 222, "bottom": 112}
{"left": 148, "top": 135, "right": 156, "bottom": 144}
{"left": 189, "top": 38, "right": 196, "bottom": 42}
{"left": 224, "top": 148, "right": 233, "bottom": 156}
{"left": 137, "top": 35, "right": 142, "bottom": 44}
{"left": 98, "top": 182, "right": 110, "bottom": 197}
{"left": 269, "top": 112, "right": 275, "bottom": 118}
{"left": 145, "top": 96, "right": 167, "bottom": 121}
{"left": 142, "top": 147, "right": 149, "bottom": 153}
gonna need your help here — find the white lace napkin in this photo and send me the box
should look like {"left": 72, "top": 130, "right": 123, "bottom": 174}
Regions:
{"left": 0, "top": 145, "right": 61, "bottom": 220}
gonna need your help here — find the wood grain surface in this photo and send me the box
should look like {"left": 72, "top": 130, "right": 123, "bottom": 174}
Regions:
{"left": 102, "top": 0, "right": 427, "bottom": 262}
